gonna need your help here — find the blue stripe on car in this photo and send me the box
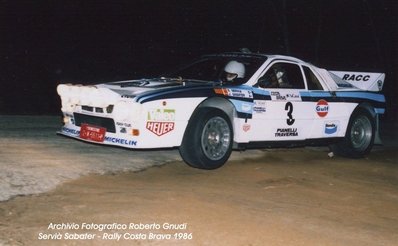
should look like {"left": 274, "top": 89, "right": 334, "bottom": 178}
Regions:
{"left": 135, "top": 85, "right": 385, "bottom": 118}
{"left": 136, "top": 85, "right": 213, "bottom": 103}
{"left": 300, "top": 91, "right": 385, "bottom": 103}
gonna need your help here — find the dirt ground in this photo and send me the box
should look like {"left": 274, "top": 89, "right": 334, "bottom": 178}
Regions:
{"left": 0, "top": 145, "right": 397, "bottom": 246}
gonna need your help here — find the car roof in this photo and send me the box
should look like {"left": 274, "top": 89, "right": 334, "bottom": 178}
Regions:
{"left": 202, "top": 52, "right": 268, "bottom": 59}
{"left": 203, "top": 52, "right": 307, "bottom": 64}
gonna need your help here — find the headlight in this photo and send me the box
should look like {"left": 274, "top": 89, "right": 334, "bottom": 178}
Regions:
{"left": 113, "top": 101, "right": 131, "bottom": 121}
{"left": 61, "top": 103, "right": 76, "bottom": 113}
{"left": 79, "top": 86, "right": 94, "bottom": 105}
{"left": 93, "top": 88, "right": 114, "bottom": 108}
{"left": 113, "top": 101, "right": 142, "bottom": 122}
{"left": 58, "top": 84, "right": 82, "bottom": 105}
{"left": 57, "top": 84, "right": 75, "bottom": 113}
{"left": 57, "top": 84, "right": 69, "bottom": 96}
{"left": 69, "top": 85, "right": 81, "bottom": 105}
{"left": 88, "top": 88, "right": 102, "bottom": 106}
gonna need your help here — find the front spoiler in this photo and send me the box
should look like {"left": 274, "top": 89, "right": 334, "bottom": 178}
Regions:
{"left": 57, "top": 130, "right": 140, "bottom": 149}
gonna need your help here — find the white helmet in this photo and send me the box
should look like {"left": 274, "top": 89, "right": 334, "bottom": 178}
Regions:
{"left": 224, "top": 61, "right": 245, "bottom": 79}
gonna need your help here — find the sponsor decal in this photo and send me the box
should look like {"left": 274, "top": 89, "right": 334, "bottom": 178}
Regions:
{"left": 241, "top": 103, "right": 252, "bottom": 112}
{"left": 104, "top": 136, "right": 137, "bottom": 146}
{"left": 229, "top": 89, "right": 253, "bottom": 98}
{"left": 253, "top": 101, "right": 266, "bottom": 114}
{"left": 214, "top": 88, "right": 253, "bottom": 98}
{"left": 243, "top": 124, "right": 251, "bottom": 132}
{"left": 286, "top": 93, "right": 300, "bottom": 99}
{"left": 230, "top": 99, "right": 253, "bottom": 114}
{"left": 270, "top": 91, "right": 301, "bottom": 101}
{"left": 342, "top": 74, "right": 370, "bottom": 81}
{"left": 146, "top": 122, "right": 174, "bottom": 136}
{"left": 335, "top": 82, "right": 353, "bottom": 88}
{"left": 324, "top": 121, "right": 338, "bottom": 135}
{"left": 316, "top": 100, "right": 329, "bottom": 117}
{"left": 147, "top": 108, "right": 175, "bottom": 121}
{"left": 275, "top": 128, "right": 298, "bottom": 137}
{"left": 116, "top": 122, "right": 132, "bottom": 127}
{"left": 62, "top": 127, "right": 80, "bottom": 135}
{"left": 270, "top": 91, "right": 286, "bottom": 100}
{"left": 146, "top": 109, "right": 175, "bottom": 136}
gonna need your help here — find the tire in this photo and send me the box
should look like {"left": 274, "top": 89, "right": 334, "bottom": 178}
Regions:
{"left": 179, "top": 107, "right": 233, "bottom": 169}
{"left": 331, "top": 108, "right": 375, "bottom": 158}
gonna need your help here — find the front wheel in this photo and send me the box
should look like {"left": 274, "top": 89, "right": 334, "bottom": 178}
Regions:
{"left": 331, "top": 108, "right": 375, "bottom": 158}
{"left": 179, "top": 107, "right": 233, "bottom": 169}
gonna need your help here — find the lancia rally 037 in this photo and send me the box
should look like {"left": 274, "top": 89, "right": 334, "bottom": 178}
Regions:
{"left": 57, "top": 52, "right": 386, "bottom": 169}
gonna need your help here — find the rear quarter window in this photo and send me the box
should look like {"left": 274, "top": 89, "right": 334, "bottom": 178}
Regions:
{"left": 303, "top": 66, "right": 324, "bottom": 90}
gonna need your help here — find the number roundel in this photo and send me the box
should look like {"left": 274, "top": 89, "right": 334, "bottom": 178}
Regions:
{"left": 285, "top": 102, "right": 295, "bottom": 125}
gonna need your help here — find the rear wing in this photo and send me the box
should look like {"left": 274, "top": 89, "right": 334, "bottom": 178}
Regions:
{"left": 329, "top": 71, "right": 385, "bottom": 92}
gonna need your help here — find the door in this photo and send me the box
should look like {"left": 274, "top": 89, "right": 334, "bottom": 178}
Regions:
{"left": 250, "top": 61, "right": 313, "bottom": 141}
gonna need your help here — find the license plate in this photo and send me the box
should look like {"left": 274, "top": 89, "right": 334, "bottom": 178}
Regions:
{"left": 80, "top": 124, "right": 106, "bottom": 142}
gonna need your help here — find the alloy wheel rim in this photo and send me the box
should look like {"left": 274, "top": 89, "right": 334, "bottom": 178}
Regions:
{"left": 350, "top": 115, "right": 372, "bottom": 151}
{"left": 201, "top": 116, "right": 231, "bottom": 160}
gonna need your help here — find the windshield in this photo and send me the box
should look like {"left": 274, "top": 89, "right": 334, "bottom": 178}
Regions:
{"left": 165, "top": 55, "right": 267, "bottom": 84}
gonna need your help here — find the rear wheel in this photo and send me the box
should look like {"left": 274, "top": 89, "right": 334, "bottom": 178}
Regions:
{"left": 179, "top": 107, "right": 233, "bottom": 169}
{"left": 331, "top": 108, "right": 375, "bottom": 158}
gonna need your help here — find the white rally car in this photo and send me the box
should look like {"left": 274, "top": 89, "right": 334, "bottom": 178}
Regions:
{"left": 57, "top": 52, "right": 386, "bottom": 169}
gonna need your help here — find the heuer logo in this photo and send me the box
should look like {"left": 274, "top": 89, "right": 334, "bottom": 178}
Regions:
{"left": 146, "top": 121, "right": 175, "bottom": 136}
{"left": 316, "top": 100, "right": 329, "bottom": 117}
{"left": 146, "top": 109, "right": 176, "bottom": 136}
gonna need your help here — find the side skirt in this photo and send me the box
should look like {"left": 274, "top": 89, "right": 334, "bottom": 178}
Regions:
{"left": 235, "top": 137, "right": 343, "bottom": 150}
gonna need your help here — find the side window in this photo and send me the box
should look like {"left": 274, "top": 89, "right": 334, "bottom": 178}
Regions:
{"left": 303, "top": 66, "right": 323, "bottom": 90}
{"left": 257, "top": 62, "right": 305, "bottom": 89}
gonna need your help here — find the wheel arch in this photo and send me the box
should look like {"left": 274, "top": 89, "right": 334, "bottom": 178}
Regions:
{"left": 331, "top": 102, "right": 378, "bottom": 158}
{"left": 353, "top": 102, "right": 382, "bottom": 144}
{"left": 354, "top": 102, "right": 377, "bottom": 119}
{"left": 195, "top": 96, "right": 237, "bottom": 125}
{"left": 182, "top": 96, "right": 238, "bottom": 143}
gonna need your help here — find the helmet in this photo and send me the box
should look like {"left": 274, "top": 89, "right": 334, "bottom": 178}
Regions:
{"left": 224, "top": 61, "right": 245, "bottom": 79}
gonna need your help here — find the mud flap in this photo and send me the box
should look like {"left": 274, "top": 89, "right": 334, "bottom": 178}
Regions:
{"left": 374, "top": 114, "right": 383, "bottom": 145}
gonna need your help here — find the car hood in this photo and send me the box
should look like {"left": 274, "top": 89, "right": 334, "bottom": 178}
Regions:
{"left": 57, "top": 78, "right": 218, "bottom": 107}
{"left": 97, "top": 78, "right": 212, "bottom": 98}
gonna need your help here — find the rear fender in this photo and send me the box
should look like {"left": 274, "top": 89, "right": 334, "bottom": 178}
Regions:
{"left": 354, "top": 103, "right": 382, "bottom": 145}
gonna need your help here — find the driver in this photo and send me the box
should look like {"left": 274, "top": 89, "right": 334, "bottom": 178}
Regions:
{"left": 223, "top": 61, "right": 245, "bottom": 83}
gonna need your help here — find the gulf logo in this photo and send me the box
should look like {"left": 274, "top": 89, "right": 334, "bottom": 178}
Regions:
{"left": 316, "top": 100, "right": 329, "bottom": 117}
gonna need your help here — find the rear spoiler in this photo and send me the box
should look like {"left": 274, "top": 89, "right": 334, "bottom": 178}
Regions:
{"left": 329, "top": 71, "right": 385, "bottom": 92}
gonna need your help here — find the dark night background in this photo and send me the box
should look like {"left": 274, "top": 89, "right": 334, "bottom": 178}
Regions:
{"left": 1, "top": 0, "right": 397, "bottom": 122}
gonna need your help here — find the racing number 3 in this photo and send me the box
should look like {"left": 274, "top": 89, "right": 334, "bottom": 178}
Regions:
{"left": 285, "top": 102, "right": 295, "bottom": 125}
